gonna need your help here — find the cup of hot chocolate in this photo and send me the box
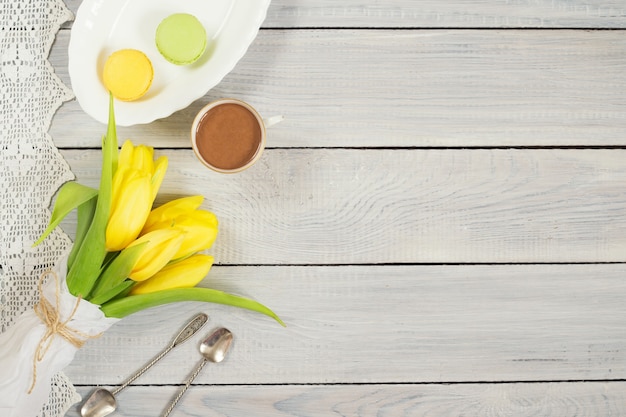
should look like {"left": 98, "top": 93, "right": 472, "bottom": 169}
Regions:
{"left": 191, "top": 98, "right": 268, "bottom": 173}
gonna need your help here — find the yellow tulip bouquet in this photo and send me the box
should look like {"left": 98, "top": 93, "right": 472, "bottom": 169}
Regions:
{"left": 0, "top": 96, "right": 282, "bottom": 416}
{"left": 35, "top": 97, "right": 282, "bottom": 322}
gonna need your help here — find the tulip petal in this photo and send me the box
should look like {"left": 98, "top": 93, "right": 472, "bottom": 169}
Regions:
{"left": 172, "top": 211, "right": 219, "bottom": 259}
{"left": 188, "top": 209, "right": 219, "bottom": 228}
{"left": 150, "top": 156, "right": 168, "bottom": 201}
{"left": 118, "top": 140, "right": 135, "bottom": 169}
{"left": 106, "top": 172, "right": 152, "bottom": 251}
{"left": 133, "top": 145, "right": 154, "bottom": 173}
{"left": 109, "top": 166, "right": 128, "bottom": 217}
{"left": 130, "top": 254, "right": 214, "bottom": 295}
{"left": 142, "top": 195, "right": 204, "bottom": 234}
{"left": 128, "top": 229, "right": 185, "bottom": 281}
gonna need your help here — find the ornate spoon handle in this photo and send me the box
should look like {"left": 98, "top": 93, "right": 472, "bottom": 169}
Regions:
{"left": 112, "top": 313, "right": 208, "bottom": 395}
{"left": 161, "top": 358, "right": 208, "bottom": 417}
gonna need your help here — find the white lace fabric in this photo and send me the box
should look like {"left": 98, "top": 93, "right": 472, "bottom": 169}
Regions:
{"left": 0, "top": 0, "right": 78, "bottom": 416}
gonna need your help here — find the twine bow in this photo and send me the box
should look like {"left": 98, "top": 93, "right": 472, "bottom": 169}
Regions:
{"left": 28, "top": 270, "right": 102, "bottom": 394}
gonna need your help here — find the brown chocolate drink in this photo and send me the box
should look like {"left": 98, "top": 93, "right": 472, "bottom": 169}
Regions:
{"left": 194, "top": 102, "right": 263, "bottom": 171}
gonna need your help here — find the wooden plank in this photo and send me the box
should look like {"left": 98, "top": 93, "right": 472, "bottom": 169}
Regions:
{"left": 62, "top": 0, "right": 626, "bottom": 29}
{"left": 65, "top": 383, "right": 626, "bottom": 417}
{"left": 64, "top": 264, "right": 626, "bottom": 384}
{"left": 50, "top": 30, "right": 626, "bottom": 148}
{"left": 60, "top": 149, "right": 626, "bottom": 264}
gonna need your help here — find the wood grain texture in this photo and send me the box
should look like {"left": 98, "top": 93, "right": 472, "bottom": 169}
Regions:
{"left": 59, "top": 148, "right": 626, "bottom": 264}
{"left": 62, "top": 0, "right": 626, "bottom": 28}
{"left": 64, "top": 264, "right": 626, "bottom": 385}
{"left": 50, "top": 29, "right": 626, "bottom": 148}
{"left": 65, "top": 383, "right": 626, "bottom": 417}
{"left": 48, "top": 3, "right": 626, "bottom": 415}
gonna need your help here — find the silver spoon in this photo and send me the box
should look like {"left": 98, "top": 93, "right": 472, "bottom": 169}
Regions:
{"left": 80, "top": 313, "right": 208, "bottom": 417}
{"left": 161, "top": 327, "right": 233, "bottom": 417}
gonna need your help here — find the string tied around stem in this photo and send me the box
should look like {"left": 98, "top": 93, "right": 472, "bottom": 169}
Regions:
{"left": 29, "top": 270, "right": 102, "bottom": 394}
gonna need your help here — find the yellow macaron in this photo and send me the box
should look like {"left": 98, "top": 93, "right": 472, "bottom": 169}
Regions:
{"left": 103, "top": 49, "right": 153, "bottom": 101}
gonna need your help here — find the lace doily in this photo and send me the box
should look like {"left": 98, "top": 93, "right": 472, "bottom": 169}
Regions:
{"left": 0, "top": 0, "right": 77, "bottom": 416}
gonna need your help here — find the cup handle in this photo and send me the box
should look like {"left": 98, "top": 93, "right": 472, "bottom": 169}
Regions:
{"left": 263, "top": 115, "right": 284, "bottom": 128}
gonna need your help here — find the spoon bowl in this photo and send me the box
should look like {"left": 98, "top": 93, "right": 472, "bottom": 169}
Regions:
{"left": 200, "top": 327, "right": 233, "bottom": 363}
{"left": 80, "top": 389, "right": 116, "bottom": 417}
{"left": 161, "top": 328, "right": 233, "bottom": 417}
{"left": 79, "top": 313, "right": 208, "bottom": 417}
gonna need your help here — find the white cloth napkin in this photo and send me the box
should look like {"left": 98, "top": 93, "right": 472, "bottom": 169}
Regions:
{"left": 0, "top": 260, "right": 119, "bottom": 417}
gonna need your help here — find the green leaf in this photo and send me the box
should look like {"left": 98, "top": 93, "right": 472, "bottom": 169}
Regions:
{"left": 67, "top": 94, "right": 118, "bottom": 297}
{"left": 107, "top": 283, "right": 135, "bottom": 303}
{"left": 100, "top": 287, "right": 285, "bottom": 326}
{"left": 107, "top": 95, "right": 119, "bottom": 175}
{"left": 33, "top": 182, "right": 97, "bottom": 247}
{"left": 88, "top": 243, "right": 146, "bottom": 303}
{"left": 89, "top": 279, "right": 135, "bottom": 306}
{"left": 68, "top": 196, "right": 97, "bottom": 269}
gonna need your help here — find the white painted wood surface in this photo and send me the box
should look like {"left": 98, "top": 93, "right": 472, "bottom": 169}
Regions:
{"left": 50, "top": 30, "right": 626, "bottom": 148}
{"left": 49, "top": 1, "right": 626, "bottom": 416}
{"left": 65, "top": 265, "right": 626, "bottom": 384}
{"left": 63, "top": 0, "right": 626, "bottom": 28}
{"left": 67, "top": 383, "right": 626, "bottom": 417}
{"left": 60, "top": 149, "right": 626, "bottom": 263}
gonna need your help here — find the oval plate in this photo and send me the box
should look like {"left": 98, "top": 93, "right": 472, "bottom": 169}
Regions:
{"left": 69, "top": 0, "right": 270, "bottom": 126}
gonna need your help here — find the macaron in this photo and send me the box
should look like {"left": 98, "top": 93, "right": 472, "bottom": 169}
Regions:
{"left": 156, "top": 13, "right": 207, "bottom": 65}
{"left": 103, "top": 49, "right": 153, "bottom": 101}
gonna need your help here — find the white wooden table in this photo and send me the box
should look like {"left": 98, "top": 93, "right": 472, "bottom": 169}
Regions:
{"left": 54, "top": 1, "right": 626, "bottom": 416}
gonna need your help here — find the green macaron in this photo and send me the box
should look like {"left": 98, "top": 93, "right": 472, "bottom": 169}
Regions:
{"left": 156, "top": 13, "right": 207, "bottom": 65}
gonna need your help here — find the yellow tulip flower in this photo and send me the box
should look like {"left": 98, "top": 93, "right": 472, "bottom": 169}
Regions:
{"left": 141, "top": 196, "right": 218, "bottom": 259}
{"left": 106, "top": 140, "right": 168, "bottom": 251}
{"left": 173, "top": 210, "right": 218, "bottom": 259}
{"left": 142, "top": 195, "right": 204, "bottom": 233}
{"left": 106, "top": 168, "right": 151, "bottom": 251}
{"left": 130, "top": 254, "right": 214, "bottom": 295}
{"left": 127, "top": 229, "right": 184, "bottom": 281}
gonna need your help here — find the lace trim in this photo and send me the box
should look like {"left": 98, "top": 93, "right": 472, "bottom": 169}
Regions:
{"left": 0, "top": 1, "right": 78, "bottom": 416}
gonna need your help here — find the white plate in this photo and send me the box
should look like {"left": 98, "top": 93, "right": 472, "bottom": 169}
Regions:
{"left": 69, "top": 0, "right": 270, "bottom": 126}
